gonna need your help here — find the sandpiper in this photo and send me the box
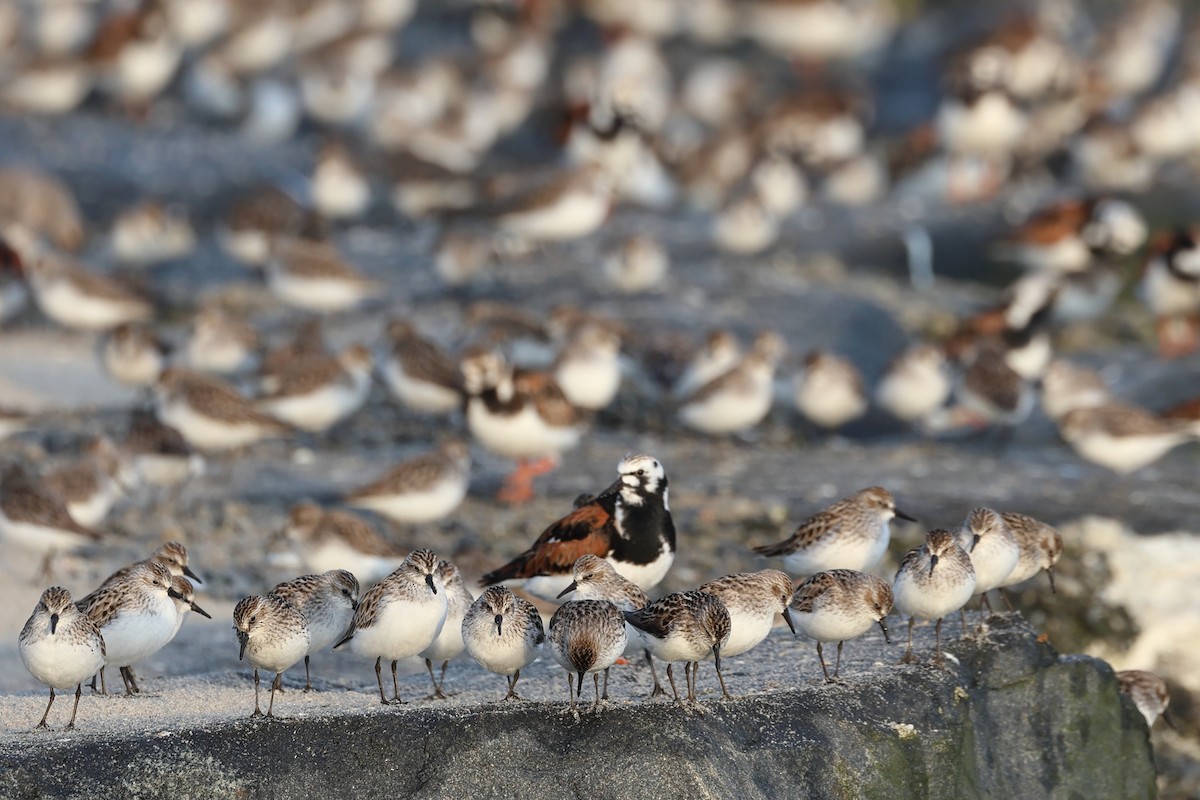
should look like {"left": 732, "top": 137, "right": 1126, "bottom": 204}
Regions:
{"left": 953, "top": 507, "right": 1020, "bottom": 626}
{"left": 793, "top": 350, "right": 868, "bottom": 431}
{"left": 552, "top": 322, "right": 623, "bottom": 412}
{"left": 892, "top": 529, "right": 976, "bottom": 664}
{"left": 996, "top": 512, "right": 1063, "bottom": 601}
{"left": 418, "top": 559, "right": 474, "bottom": 699}
{"left": 671, "top": 329, "right": 741, "bottom": 400}
{"left": 101, "top": 323, "right": 167, "bottom": 388}
{"left": 155, "top": 368, "right": 289, "bottom": 452}
{"left": 557, "top": 554, "right": 664, "bottom": 698}
{"left": 548, "top": 599, "right": 628, "bottom": 712}
{"left": 1116, "top": 669, "right": 1171, "bottom": 729}
{"left": 0, "top": 464, "right": 102, "bottom": 570}
{"left": 624, "top": 590, "right": 731, "bottom": 704}
{"left": 282, "top": 503, "right": 403, "bottom": 584}
{"left": 754, "top": 486, "right": 915, "bottom": 575}
{"left": 344, "top": 440, "right": 471, "bottom": 525}
{"left": 334, "top": 549, "right": 448, "bottom": 704}
{"left": 462, "top": 585, "right": 545, "bottom": 701}
{"left": 18, "top": 586, "right": 106, "bottom": 729}
{"left": 271, "top": 570, "right": 359, "bottom": 692}
{"left": 266, "top": 238, "right": 380, "bottom": 314}
{"left": 790, "top": 569, "right": 894, "bottom": 681}
{"left": 257, "top": 344, "right": 373, "bottom": 433}
{"left": 76, "top": 561, "right": 185, "bottom": 695}
{"left": 182, "top": 307, "right": 261, "bottom": 376}
{"left": 233, "top": 594, "right": 311, "bottom": 718}
{"left": 25, "top": 254, "right": 152, "bottom": 331}
{"left": 1058, "top": 402, "right": 1198, "bottom": 474}
{"left": 379, "top": 318, "right": 464, "bottom": 415}
{"left": 875, "top": 344, "right": 952, "bottom": 425}
{"left": 677, "top": 331, "right": 784, "bottom": 435}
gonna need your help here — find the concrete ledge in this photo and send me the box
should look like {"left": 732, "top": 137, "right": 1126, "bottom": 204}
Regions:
{"left": 0, "top": 619, "right": 1155, "bottom": 800}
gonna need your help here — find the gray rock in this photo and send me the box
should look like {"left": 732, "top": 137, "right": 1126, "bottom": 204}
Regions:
{"left": 0, "top": 620, "right": 1155, "bottom": 800}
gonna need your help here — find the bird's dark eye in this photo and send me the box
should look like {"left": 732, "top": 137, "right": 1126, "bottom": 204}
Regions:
{"left": 250, "top": 616, "right": 257, "bottom": 624}
{"left": 636, "top": 469, "right": 645, "bottom": 477}
{"left": 343, "top": 589, "right": 351, "bottom": 597}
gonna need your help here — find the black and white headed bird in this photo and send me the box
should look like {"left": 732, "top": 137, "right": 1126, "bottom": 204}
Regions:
{"left": 480, "top": 454, "right": 676, "bottom": 602}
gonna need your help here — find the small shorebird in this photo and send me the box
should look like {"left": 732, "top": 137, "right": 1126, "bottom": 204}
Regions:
{"left": 461, "top": 585, "right": 545, "bottom": 701}
{"left": 892, "top": 530, "right": 976, "bottom": 664}
{"left": 233, "top": 593, "right": 311, "bottom": 718}
{"left": 790, "top": 569, "right": 893, "bottom": 681}
{"left": 624, "top": 590, "right": 731, "bottom": 705}
{"left": 18, "top": 586, "right": 106, "bottom": 729}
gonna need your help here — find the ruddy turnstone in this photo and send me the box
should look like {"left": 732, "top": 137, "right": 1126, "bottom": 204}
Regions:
{"left": 1138, "top": 227, "right": 1200, "bottom": 357}
{"left": 999, "top": 197, "right": 1148, "bottom": 274}
{"left": 334, "top": 549, "right": 448, "bottom": 705}
{"left": 996, "top": 512, "right": 1063, "bottom": 600}
{"left": 624, "top": 590, "right": 731, "bottom": 704}
{"left": 379, "top": 319, "right": 463, "bottom": 415}
{"left": 155, "top": 368, "right": 289, "bottom": 451}
{"left": 789, "top": 569, "right": 893, "bottom": 681}
{"left": 419, "top": 559, "right": 473, "bottom": 699}
{"left": 793, "top": 350, "right": 868, "bottom": 431}
{"left": 266, "top": 238, "right": 380, "bottom": 314}
{"left": 698, "top": 570, "right": 795, "bottom": 692}
{"left": 110, "top": 200, "right": 196, "bottom": 268}
{"left": 271, "top": 569, "right": 359, "bottom": 692}
{"left": 1058, "top": 402, "right": 1198, "bottom": 474}
{"left": 548, "top": 599, "right": 628, "bottom": 712}
{"left": 44, "top": 436, "right": 124, "bottom": 528}
{"left": 892, "top": 529, "right": 976, "bottom": 664}
{"left": 18, "top": 587, "right": 106, "bottom": 729}
{"left": 557, "top": 554, "right": 664, "bottom": 698}
{"left": 953, "top": 507, "right": 1019, "bottom": 624}
{"left": 1116, "top": 669, "right": 1171, "bottom": 729}
{"left": 257, "top": 344, "right": 373, "bottom": 433}
{"left": 282, "top": 503, "right": 403, "bottom": 584}
{"left": 25, "top": 255, "right": 153, "bottom": 331}
{"left": 462, "top": 585, "right": 545, "bottom": 701}
{"left": 676, "top": 331, "right": 784, "bottom": 435}
{"left": 344, "top": 440, "right": 471, "bottom": 525}
{"left": 76, "top": 561, "right": 186, "bottom": 695}
{"left": 0, "top": 465, "right": 102, "bottom": 569}
{"left": 874, "top": 343, "right": 953, "bottom": 425}
{"left": 481, "top": 453, "right": 675, "bottom": 600}
{"left": 460, "top": 346, "right": 585, "bottom": 504}
{"left": 753, "top": 486, "right": 915, "bottom": 576}
{"left": 100, "top": 323, "right": 167, "bottom": 388}
{"left": 233, "top": 594, "right": 311, "bottom": 718}
{"left": 182, "top": 307, "right": 261, "bottom": 376}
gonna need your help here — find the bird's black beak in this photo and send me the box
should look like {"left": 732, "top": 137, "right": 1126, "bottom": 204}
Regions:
{"left": 878, "top": 618, "right": 891, "bottom": 644}
{"left": 168, "top": 587, "right": 184, "bottom": 602}
{"left": 929, "top": 554, "right": 938, "bottom": 575}
{"left": 494, "top": 614, "right": 503, "bottom": 637}
{"left": 1047, "top": 567, "right": 1056, "bottom": 594}
{"left": 191, "top": 600, "right": 212, "bottom": 619}
{"left": 895, "top": 509, "right": 917, "bottom": 523}
{"left": 426, "top": 574, "right": 437, "bottom": 594}
{"left": 237, "top": 630, "right": 248, "bottom": 661}
{"left": 971, "top": 534, "right": 981, "bottom": 553}
{"left": 782, "top": 607, "right": 796, "bottom": 636}
{"left": 49, "top": 613, "right": 59, "bottom": 635}
{"left": 597, "top": 476, "right": 625, "bottom": 499}
{"left": 183, "top": 565, "right": 202, "bottom": 584}
{"left": 556, "top": 581, "right": 578, "bottom": 600}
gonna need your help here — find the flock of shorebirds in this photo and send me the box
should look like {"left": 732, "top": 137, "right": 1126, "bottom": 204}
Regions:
{"left": 0, "top": 0, "right": 1191, "bottom": 737}
{"left": 16, "top": 454, "right": 1171, "bottom": 731}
